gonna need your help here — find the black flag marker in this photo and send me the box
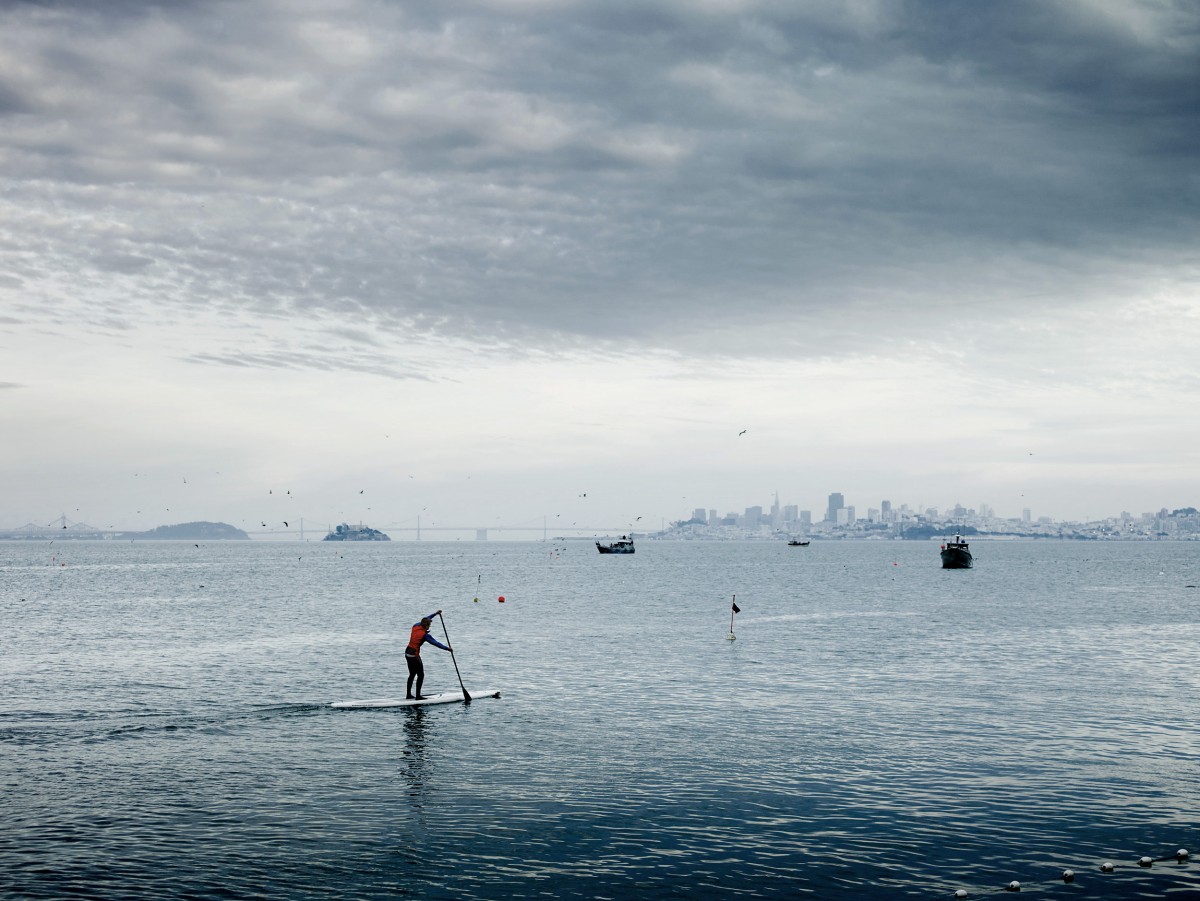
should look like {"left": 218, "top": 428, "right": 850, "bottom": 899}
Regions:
{"left": 732, "top": 601, "right": 741, "bottom": 613}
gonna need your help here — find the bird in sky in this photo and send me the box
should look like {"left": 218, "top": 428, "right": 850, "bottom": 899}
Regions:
{"left": 283, "top": 521, "right": 288, "bottom": 527}
{"left": 738, "top": 429, "right": 747, "bottom": 436}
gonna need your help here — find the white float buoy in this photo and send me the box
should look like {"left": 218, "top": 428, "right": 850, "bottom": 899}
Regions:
{"left": 1139, "top": 857, "right": 1153, "bottom": 867}
{"left": 954, "top": 891, "right": 968, "bottom": 899}
{"left": 1062, "top": 869, "right": 1074, "bottom": 883}
{"left": 1178, "top": 849, "right": 1189, "bottom": 862}
{"left": 1005, "top": 880, "right": 1020, "bottom": 891}
{"left": 1100, "top": 862, "right": 1115, "bottom": 872}
{"left": 725, "top": 632, "right": 736, "bottom": 640}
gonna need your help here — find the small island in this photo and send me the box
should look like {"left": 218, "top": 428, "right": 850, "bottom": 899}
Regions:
{"left": 120, "top": 521, "right": 250, "bottom": 540}
{"left": 323, "top": 522, "right": 391, "bottom": 541}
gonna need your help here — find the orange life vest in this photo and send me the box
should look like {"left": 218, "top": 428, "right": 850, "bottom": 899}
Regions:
{"left": 407, "top": 622, "right": 428, "bottom": 656}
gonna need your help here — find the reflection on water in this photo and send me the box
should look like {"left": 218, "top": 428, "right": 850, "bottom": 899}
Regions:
{"left": 400, "top": 707, "right": 430, "bottom": 806}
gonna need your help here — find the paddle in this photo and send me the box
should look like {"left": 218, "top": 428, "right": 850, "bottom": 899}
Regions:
{"left": 438, "top": 611, "right": 471, "bottom": 703}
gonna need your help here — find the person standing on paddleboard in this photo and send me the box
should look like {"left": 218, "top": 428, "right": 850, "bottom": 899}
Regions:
{"left": 406, "top": 611, "right": 451, "bottom": 699}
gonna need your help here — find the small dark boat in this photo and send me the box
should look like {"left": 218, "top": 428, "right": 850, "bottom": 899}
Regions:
{"left": 787, "top": 538, "right": 810, "bottom": 546}
{"left": 596, "top": 536, "right": 635, "bottom": 554}
{"left": 940, "top": 535, "right": 973, "bottom": 569}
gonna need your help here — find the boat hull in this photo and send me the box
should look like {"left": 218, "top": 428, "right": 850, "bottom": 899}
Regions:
{"left": 596, "top": 542, "right": 634, "bottom": 554}
{"left": 940, "top": 547, "right": 973, "bottom": 569}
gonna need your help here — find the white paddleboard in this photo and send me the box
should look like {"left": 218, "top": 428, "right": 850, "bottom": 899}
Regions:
{"left": 330, "top": 689, "right": 500, "bottom": 709}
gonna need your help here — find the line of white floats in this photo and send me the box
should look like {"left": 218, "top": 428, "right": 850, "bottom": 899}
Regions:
{"left": 954, "top": 849, "right": 1188, "bottom": 896}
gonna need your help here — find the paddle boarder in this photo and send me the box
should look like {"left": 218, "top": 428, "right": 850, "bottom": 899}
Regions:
{"left": 406, "top": 611, "right": 451, "bottom": 699}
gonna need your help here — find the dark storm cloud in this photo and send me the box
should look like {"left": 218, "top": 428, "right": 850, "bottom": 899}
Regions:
{"left": 1, "top": 0, "right": 1196, "bottom": 361}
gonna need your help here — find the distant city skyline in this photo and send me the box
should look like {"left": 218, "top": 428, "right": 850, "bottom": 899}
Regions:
{"left": 680, "top": 490, "right": 1194, "bottom": 530}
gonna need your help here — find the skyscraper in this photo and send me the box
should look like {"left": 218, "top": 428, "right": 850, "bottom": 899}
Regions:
{"left": 826, "top": 492, "right": 844, "bottom": 523}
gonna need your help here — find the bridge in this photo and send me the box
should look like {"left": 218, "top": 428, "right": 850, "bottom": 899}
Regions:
{"left": 286, "top": 522, "right": 636, "bottom": 540}
{"left": 3, "top": 514, "right": 104, "bottom": 537}
{"left": 263, "top": 515, "right": 641, "bottom": 541}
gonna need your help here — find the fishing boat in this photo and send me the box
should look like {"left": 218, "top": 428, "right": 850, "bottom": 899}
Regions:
{"left": 940, "top": 535, "right": 973, "bottom": 569}
{"left": 596, "top": 536, "right": 635, "bottom": 554}
{"left": 787, "top": 538, "right": 810, "bottom": 546}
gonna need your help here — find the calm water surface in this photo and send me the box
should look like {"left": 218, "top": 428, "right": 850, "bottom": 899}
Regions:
{"left": 2, "top": 538, "right": 1198, "bottom": 899}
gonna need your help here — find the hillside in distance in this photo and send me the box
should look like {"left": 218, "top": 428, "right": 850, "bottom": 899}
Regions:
{"left": 123, "top": 521, "right": 250, "bottom": 540}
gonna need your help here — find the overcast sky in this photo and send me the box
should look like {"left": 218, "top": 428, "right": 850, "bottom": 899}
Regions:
{"left": 2, "top": 0, "right": 1197, "bottom": 535}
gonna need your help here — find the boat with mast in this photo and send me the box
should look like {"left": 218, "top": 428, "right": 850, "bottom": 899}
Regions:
{"left": 940, "top": 535, "right": 973, "bottom": 569}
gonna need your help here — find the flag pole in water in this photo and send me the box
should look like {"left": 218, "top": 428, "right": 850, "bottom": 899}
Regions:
{"left": 726, "top": 594, "right": 740, "bottom": 640}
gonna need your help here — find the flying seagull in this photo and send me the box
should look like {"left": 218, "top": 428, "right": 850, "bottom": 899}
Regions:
{"left": 738, "top": 429, "right": 747, "bottom": 436}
